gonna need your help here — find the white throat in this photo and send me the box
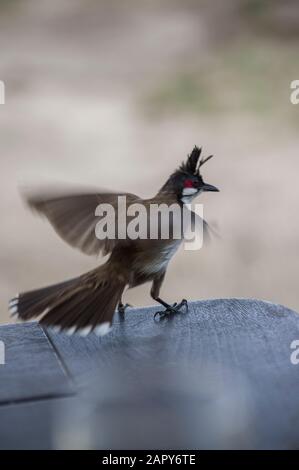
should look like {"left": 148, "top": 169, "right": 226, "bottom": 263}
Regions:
{"left": 181, "top": 187, "right": 198, "bottom": 204}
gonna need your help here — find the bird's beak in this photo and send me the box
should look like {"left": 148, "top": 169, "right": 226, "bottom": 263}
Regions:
{"left": 202, "top": 183, "right": 219, "bottom": 192}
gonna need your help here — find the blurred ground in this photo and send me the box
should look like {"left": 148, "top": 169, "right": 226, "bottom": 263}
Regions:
{"left": 0, "top": 0, "right": 299, "bottom": 324}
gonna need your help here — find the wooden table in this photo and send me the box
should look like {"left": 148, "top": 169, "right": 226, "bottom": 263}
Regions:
{"left": 0, "top": 299, "right": 299, "bottom": 449}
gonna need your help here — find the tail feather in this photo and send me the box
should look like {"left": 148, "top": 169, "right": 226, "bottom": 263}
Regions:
{"left": 9, "top": 269, "right": 125, "bottom": 336}
{"left": 9, "top": 278, "right": 77, "bottom": 320}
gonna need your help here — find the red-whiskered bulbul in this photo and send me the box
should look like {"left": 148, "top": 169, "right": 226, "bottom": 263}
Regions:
{"left": 9, "top": 146, "right": 219, "bottom": 336}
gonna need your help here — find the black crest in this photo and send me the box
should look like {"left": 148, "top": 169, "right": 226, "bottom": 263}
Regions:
{"left": 180, "top": 146, "right": 213, "bottom": 176}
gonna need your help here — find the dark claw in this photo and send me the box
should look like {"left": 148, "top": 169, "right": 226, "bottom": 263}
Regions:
{"left": 154, "top": 299, "right": 188, "bottom": 322}
{"left": 118, "top": 303, "right": 132, "bottom": 318}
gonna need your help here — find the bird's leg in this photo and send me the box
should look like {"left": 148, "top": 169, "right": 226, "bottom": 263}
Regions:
{"left": 151, "top": 272, "right": 188, "bottom": 321}
{"left": 117, "top": 301, "right": 132, "bottom": 319}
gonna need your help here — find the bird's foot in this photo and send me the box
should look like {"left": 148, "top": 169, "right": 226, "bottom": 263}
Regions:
{"left": 154, "top": 299, "right": 188, "bottom": 321}
{"left": 117, "top": 302, "right": 132, "bottom": 319}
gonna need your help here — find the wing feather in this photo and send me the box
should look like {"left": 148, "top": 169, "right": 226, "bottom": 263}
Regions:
{"left": 26, "top": 190, "right": 140, "bottom": 256}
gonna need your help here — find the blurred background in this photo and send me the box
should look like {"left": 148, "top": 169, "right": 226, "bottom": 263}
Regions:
{"left": 0, "top": 0, "right": 299, "bottom": 324}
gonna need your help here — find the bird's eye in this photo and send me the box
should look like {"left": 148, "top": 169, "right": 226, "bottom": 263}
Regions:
{"left": 184, "top": 179, "right": 194, "bottom": 188}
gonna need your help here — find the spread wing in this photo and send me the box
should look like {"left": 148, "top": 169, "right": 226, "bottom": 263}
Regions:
{"left": 25, "top": 190, "right": 140, "bottom": 256}
{"left": 186, "top": 208, "right": 219, "bottom": 245}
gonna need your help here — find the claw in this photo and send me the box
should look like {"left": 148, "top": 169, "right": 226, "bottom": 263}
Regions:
{"left": 154, "top": 299, "right": 188, "bottom": 322}
{"left": 118, "top": 302, "right": 132, "bottom": 318}
{"left": 154, "top": 309, "right": 168, "bottom": 321}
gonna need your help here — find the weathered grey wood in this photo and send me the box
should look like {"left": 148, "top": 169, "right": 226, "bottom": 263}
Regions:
{"left": 45, "top": 299, "right": 299, "bottom": 449}
{"left": 1, "top": 299, "right": 299, "bottom": 449}
{"left": 47, "top": 298, "right": 299, "bottom": 385}
{"left": 0, "top": 396, "right": 75, "bottom": 450}
{"left": 0, "top": 322, "right": 73, "bottom": 404}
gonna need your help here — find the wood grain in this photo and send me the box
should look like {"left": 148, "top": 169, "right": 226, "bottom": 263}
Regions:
{"left": 0, "top": 322, "right": 73, "bottom": 405}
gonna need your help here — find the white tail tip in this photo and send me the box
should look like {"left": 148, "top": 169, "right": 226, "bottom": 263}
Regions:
{"left": 94, "top": 322, "right": 112, "bottom": 337}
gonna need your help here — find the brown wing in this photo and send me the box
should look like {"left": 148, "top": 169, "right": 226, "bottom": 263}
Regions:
{"left": 25, "top": 190, "right": 140, "bottom": 256}
{"left": 188, "top": 209, "right": 220, "bottom": 244}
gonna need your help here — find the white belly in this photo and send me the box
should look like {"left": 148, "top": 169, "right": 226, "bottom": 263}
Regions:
{"left": 142, "top": 242, "right": 180, "bottom": 276}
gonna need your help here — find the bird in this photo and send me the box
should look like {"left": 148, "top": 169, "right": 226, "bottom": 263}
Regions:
{"left": 8, "top": 146, "right": 219, "bottom": 336}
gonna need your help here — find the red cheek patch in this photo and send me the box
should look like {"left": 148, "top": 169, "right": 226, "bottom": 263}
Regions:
{"left": 184, "top": 179, "right": 194, "bottom": 188}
